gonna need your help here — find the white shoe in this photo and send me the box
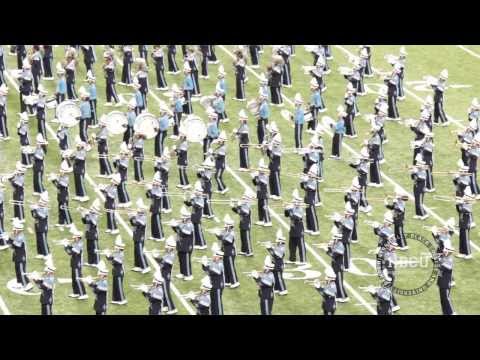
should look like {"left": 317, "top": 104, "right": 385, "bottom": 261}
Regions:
{"left": 278, "top": 290, "right": 288, "bottom": 296}
{"left": 220, "top": 188, "right": 229, "bottom": 194}
{"left": 23, "top": 283, "right": 34, "bottom": 292}
{"left": 263, "top": 222, "right": 272, "bottom": 227}
{"left": 175, "top": 274, "right": 184, "bottom": 279}
{"left": 184, "top": 275, "right": 194, "bottom": 281}
{"left": 224, "top": 283, "right": 231, "bottom": 287}
{"left": 310, "top": 231, "right": 320, "bottom": 235}
{"left": 464, "top": 254, "right": 473, "bottom": 260}
{"left": 69, "top": 293, "right": 80, "bottom": 298}
{"left": 104, "top": 102, "right": 113, "bottom": 107}
{"left": 78, "top": 295, "right": 89, "bottom": 300}
{"left": 471, "top": 222, "right": 476, "bottom": 228}
{"left": 111, "top": 229, "right": 120, "bottom": 235}
{"left": 413, "top": 215, "right": 421, "bottom": 219}
{"left": 0, "top": 245, "right": 10, "bottom": 251}
{"left": 392, "top": 305, "right": 401, "bottom": 312}
{"left": 167, "top": 309, "right": 178, "bottom": 314}
{"left": 337, "top": 297, "right": 350, "bottom": 303}
{"left": 420, "top": 214, "right": 430, "bottom": 220}
{"left": 351, "top": 239, "right": 359, "bottom": 244}
{"left": 255, "top": 221, "right": 265, "bottom": 226}
{"left": 230, "top": 282, "right": 240, "bottom": 289}
{"left": 455, "top": 254, "right": 465, "bottom": 259}
{"left": 161, "top": 209, "right": 172, "bottom": 214}
{"left": 131, "top": 267, "right": 142, "bottom": 272}
{"left": 105, "top": 229, "right": 111, "bottom": 233}
{"left": 141, "top": 267, "right": 151, "bottom": 274}
{"left": 35, "top": 254, "right": 45, "bottom": 260}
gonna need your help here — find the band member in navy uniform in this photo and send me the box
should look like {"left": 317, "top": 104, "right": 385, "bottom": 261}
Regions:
{"left": 453, "top": 162, "right": 471, "bottom": 197}
{"left": 80, "top": 45, "right": 96, "bottom": 76}
{"left": 16, "top": 45, "right": 27, "bottom": 69}
{"left": 7, "top": 218, "right": 33, "bottom": 291}
{"left": 31, "top": 260, "right": 56, "bottom": 315}
{"left": 275, "top": 46, "right": 292, "bottom": 87}
{"left": 268, "top": 55, "right": 283, "bottom": 106}
{"left": 367, "top": 124, "right": 383, "bottom": 187}
{"left": 18, "top": 59, "right": 34, "bottom": 114}
{"left": 131, "top": 132, "right": 146, "bottom": 183}
{"left": 366, "top": 279, "right": 394, "bottom": 315}
{"left": 266, "top": 229, "right": 288, "bottom": 295}
{"left": 292, "top": 93, "right": 305, "bottom": 149}
{"left": 0, "top": 83, "right": 9, "bottom": 139}
{"left": 344, "top": 82, "right": 357, "bottom": 138}
{"left": 189, "top": 277, "right": 212, "bottom": 315}
{"left": 105, "top": 235, "right": 127, "bottom": 305}
{"left": 86, "top": 71, "right": 98, "bottom": 127}
{"left": 17, "top": 113, "right": 32, "bottom": 168}
{"left": 330, "top": 106, "right": 346, "bottom": 159}
{"left": 101, "top": 174, "right": 119, "bottom": 234}
{"left": 201, "top": 244, "right": 225, "bottom": 315}
{"left": 231, "top": 190, "right": 254, "bottom": 256}
{"left": 252, "top": 158, "right": 272, "bottom": 227}
{"left": 152, "top": 236, "right": 178, "bottom": 314}
{"left": 167, "top": 45, "right": 180, "bottom": 74}
{"left": 199, "top": 45, "right": 210, "bottom": 78}
{"left": 235, "top": 110, "right": 250, "bottom": 170}
{"left": 197, "top": 157, "right": 215, "bottom": 219}
{"left": 284, "top": 189, "right": 306, "bottom": 264}
{"left": 140, "top": 271, "right": 164, "bottom": 315}
{"left": 301, "top": 166, "right": 320, "bottom": 235}
{"left": 182, "top": 63, "right": 194, "bottom": 114}
{"left": 186, "top": 48, "right": 201, "bottom": 96}
{"left": 266, "top": 132, "right": 282, "bottom": 199}
{"left": 385, "top": 64, "right": 400, "bottom": 120}
{"left": 172, "top": 206, "right": 195, "bottom": 281}
{"left": 215, "top": 214, "right": 240, "bottom": 288}
{"left": 80, "top": 199, "right": 101, "bottom": 267}
{"left": 64, "top": 48, "right": 78, "bottom": 100}
{"left": 134, "top": 59, "right": 149, "bottom": 108}
{"left": 233, "top": 48, "right": 246, "bottom": 101}
{"left": 0, "top": 46, "right": 4, "bottom": 86}
{"left": 123, "top": 100, "right": 136, "bottom": 144}
{"left": 10, "top": 162, "right": 26, "bottom": 220}
{"left": 331, "top": 204, "right": 354, "bottom": 272}
{"left": 146, "top": 171, "right": 165, "bottom": 242}
{"left": 385, "top": 190, "right": 409, "bottom": 250}
{"left": 72, "top": 137, "right": 89, "bottom": 202}
{"left": 31, "top": 191, "right": 50, "bottom": 259}
{"left": 103, "top": 51, "right": 120, "bottom": 106}
{"left": 436, "top": 243, "right": 456, "bottom": 315}
{"left": 432, "top": 69, "right": 449, "bottom": 126}
{"left": 35, "top": 85, "right": 48, "bottom": 139}
{"left": 50, "top": 160, "right": 73, "bottom": 229}
{"left": 411, "top": 155, "right": 429, "bottom": 220}
{"left": 94, "top": 115, "right": 113, "bottom": 178}
{"left": 84, "top": 261, "right": 109, "bottom": 315}
{"left": 251, "top": 255, "right": 275, "bottom": 315}
{"left": 184, "top": 181, "right": 207, "bottom": 250}
{"left": 456, "top": 192, "right": 473, "bottom": 259}
{"left": 32, "top": 134, "right": 47, "bottom": 195}
{"left": 249, "top": 45, "right": 260, "bottom": 68}
{"left": 64, "top": 226, "right": 88, "bottom": 300}
{"left": 78, "top": 87, "right": 91, "bottom": 143}
{"left": 325, "top": 232, "right": 349, "bottom": 303}
{"left": 311, "top": 267, "right": 337, "bottom": 315}
{"left": 152, "top": 45, "right": 168, "bottom": 90}
{"left": 175, "top": 132, "right": 190, "bottom": 189}
{"left": 120, "top": 45, "right": 133, "bottom": 85}
{"left": 129, "top": 199, "right": 150, "bottom": 274}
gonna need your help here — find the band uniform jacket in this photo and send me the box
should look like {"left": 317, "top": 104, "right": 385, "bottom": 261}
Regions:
{"left": 284, "top": 206, "right": 304, "bottom": 237}
{"left": 202, "top": 260, "right": 225, "bottom": 289}
{"left": 172, "top": 222, "right": 194, "bottom": 252}
{"left": 232, "top": 202, "right": 251, "bottom": 230}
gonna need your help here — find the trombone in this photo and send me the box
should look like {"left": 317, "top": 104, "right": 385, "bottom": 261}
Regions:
{"left": 239, "top": 143, "right": 264, "bottom": 148}
{"left": 95, "top": 249, "right": 113, "bottom": 255}
{"left": 364, "top": 220, "right": 381, "bottom": 227}
{"left": 282, "top": 172, "right": 323, "bottom": 181}
{"left": 324, "top": 188, "right": 348, "bottom": 193}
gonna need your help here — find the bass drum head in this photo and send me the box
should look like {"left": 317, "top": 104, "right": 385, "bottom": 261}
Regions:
{"left": 134, "top": 112, "right": 158, "bottom": 139}
{"left": 180, "top": 115, "right": 207, "bottom": 143}
{"left": 56, "top": 100, "right": 81, "bottom": 127}
{"left": 105, "top": 111, "right": 128, "bottom": 135}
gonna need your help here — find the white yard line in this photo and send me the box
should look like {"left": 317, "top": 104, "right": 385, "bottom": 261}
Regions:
{"left": 332, "top": 45, "right": 480, "bottom": 251}
{"left": 456, "top": 45, "right": 480, "bottom": 60}
{"left": 5, "top": 68, "right": 196, "bottom": 316}
{"left": 0, "top": 295, "right": 11, "bottom": 315}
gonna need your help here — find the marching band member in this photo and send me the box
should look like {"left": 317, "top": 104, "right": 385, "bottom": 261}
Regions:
{"left": 466, "top": 137, "right": 480, "bottom": 197}
{"left": 275, "top": 46, "right": 292, "bottom": 87}
{"left": 381, "top": 239, "right": 400, "bottom": 312}
{"left": 396, "top": 47, "right": 407, "bottom": 100}
{"left": 141, "top": 271, "right": 164, "bottom": 315}
{"left": 16, "top": 45, "right": 27, "bottom": 69}
{"left": 152, "top": 45, "right": 168, "bottom": 90}
{"left": 212, "top": 131, "right": 229, "bottom": 194}
{"left": 453, "top": 160, "right": 472, "bottom": 197}
{"left": 208, "top": 45, "right": 218, "bottom": 63}
{"left": 172, "top": 206, "right": 194, "bottom": 281}
{"left": 344, "top": 178, "right": 361, "bottom": 243}
{"left": 249, "top": 45, "right": 261, "bottom": 68}
{"left": 85, "top": 261, "right": 109, "bottom": 315}
{"left": 30, "top": 46, "right": 43, "bottom": 93}
{"left": 303, "top": 134, "right": 324, "bottom": 185}
{"left": 175, "top": 132, "right": 190, "bottom": 189}
{"left": 367, "top": 124, "right": 383, "bottom": 187}
{"left": 201, "top": 243, "right": 225, "bottom": 315}
{"left": 332, "top": 204, "right": 355, "bottom": 271}
{"left": 312, "top": 267, "right": 337, "bottom": 315}
{"left": 167, "top": 45, "right": 180, "bottom": 74}
{"left": 216, "top": 65, "right": 227, "bottom": 101}
{"left": 133, "top": 82, "right": 145, "bottom": 115}
{"left": 215, "top": 214, "right": 240, "bottom": 288}
{"left": 35, "top": 85, "right": 48, "bottom": 139}
{"left": 154, "top": 108, "right": 170, "bottom": 158}
{"left": 258, "top": 72, "right": 269, "bottom": 100}
{"left": 10, "top": 162, "right": 26, "bottom": 220}
{"left": 251, "top": 255, "right": 275, "bottom": 315}
{"left": 170, "top": 84, "right": 184, "bottom": 138}
{"left": 284, "top": 189, "right": 306, "bottom": 264}
{"left": 0, "top": 183, "right": 5, "bottom": 242}
{"left": 64, "top": 48, "right": 78, "bottom": 100}
{"left": 17, "top": 112, "right": 32, "bottom": 168}
{"left": 233, "top": 48, "right": 246, "bottom": 101}
{"left": 268, "top": 55, "right": 284, "bottom": 106}
{"left": 213, "top": 88, "right": 228, "bottom": 124}
{"left": 197, "top": 157, "right": 215, "bottom": 219}
{"left": 374, "top": 85, "right": 388, "bottom": 116}
{"left": 204, "top": 111, "right": 219, "bottom": 159}
{"left": 80, "top": 45, "right": 96, "bottom": 77}
{"left": 129, "top": 199, "right": 150, "bottom": 274}
{"left": 372, "top": 211, "right": 395, "bottom": 260}
{"left": 134, "top": 58, "right": 149, "bottom": 108}
{"left": 0, "top": 46, "right": 5, "bottom": 86}
{"left": 182, "top": 63, "right": 194, "bottom": 114}
{"left": 293, "top": 93, "right": 305, "bottom": 149}
{"left": 385, "top": 63, "right": 401, "bottom": 120}
{"left": 267, "top": 132, "right": 282, "bottom": 200}
{"left": 32, "top": 134, "right": 47, "bottom": 195}
{"left": 7, "top": 218, "right": 33, "bottom": 291}
{"left": 42, "top": 46, "right": 53, "bottom": 80}
{"left": 266, "top": 229, "right": 287, "bottom": 295}
{"left": 436, "top": 243, "right": 456, "bottom": 315}
{"left": 189, "top": 277, "right": 212, "bottom": 315}
{"left": 18, "top": 58, "right": 34, "bottom": 114}
{"left": 87, "top": 71, "right": 98, "bottom": 127}
{"left": 152, "top": 236, "right": 178, "bottom": 314}
{"left": 430, "top": 220, "right": 455, "bottom": 255}
{"left": 30, "top": 191, "right": 50, "bottom": 259}
{"left": 186, "top": 48, "right": 201, "bottom": 97}
{"left": 360, "top": 45, "right": 373, "bottom": 77}
{"left": 411, "top": 155, "right": 429, "bottom": 220}
{"left": 51, "top": 160, "right": 73, "bottom": 229}
{"left": 308, "top": 79, "right": 326, "bottom": 134}
{"left": 113, "top": 143, "right": 131, "bottom": 208}
{"left": 231, "top": 190, "right": 254, "bottom": 256}
{"left": 103, "top": 51, "right": 121, "bottom": 106}
{"left": 101, "top": 173, "right": 120, "bottom": 234}
{"left": 385, "top": 190, "right": 409, "bottom": 250}
{"left": 78, "top": 87, "right": 91, "bottom": 143}
{"left": 410, "top": 116, "right": 428, "bottom": 164}
{"left": 72, "top": 137, "right": 89, "bottom": 202}
{"left": 123, "top": 99, "right": 136, "bottom": 144}
{"left": 0, "top": 83, "right": 8, "bottom": 139}
{"left": 326, "top": 231, "right": 349, "bottom": 303}
{"left": 456, "top": 191, "right": 473, "bottom": 259}
{"left": 422, "top": 96, "right": 434, "bottom": 131}
{"left": 301, "top": 166, "right": 320, "bottom": 235}
{"left": 199, "top": 45, "right": 210, "bottom": 79}
{"left": 55, "top": 62, "right": 67, "bottom": 104}
{"left": 94, "top": 115, "right": 113, "bottom": 178}
{"left": 257, "top": 91, "right": 269, "bottom": 143}
{"left": 31, "top": 260, "right": 56, "bottom": 315}
{"left": 120, "top": 45, "right": 133, "bottom": 85}
{"left": 138, "top": 45, "right": 149, "bottom": 66}
{"left": 131, "top": 132, "right": 146, "bottom": 183}
{"left": 468, "top": 98, "right": 480, "bottom": 130}
{"left": 155, "top": 147, "right": 172, "bottom": 213}
{"left": 366, "top": 279, "right": 394, "bottom": 315}
{"left": 64, "top": 225, "right": 88, "bottom": 300}
{"left": 252, "top": 158, "right": 272, "bottom": 227}
{"left": 432, "top": 69, "right": 449, "bottom": 126}
{"left": 330, "top": 106, "right": 346, "bottom": 159}
{"left": 146, "top": 171, "right": 165, "bottom": 242}
{"left": 344, "top": 82, "right": 357, "bottom": 138}
{"left": 184, "top": 181, "right": 207, "bottom": 250}
{"left": 422, "top": 132, "right": 435, "bottom": 192}
{"left": 235, "top": 109, "right": 250, "bottom": 171}
{"left": 80, "top": 198, "right": 102, "bottom": 267}
{"left": 105, "top": 236, "right": 127, "bottom": 305}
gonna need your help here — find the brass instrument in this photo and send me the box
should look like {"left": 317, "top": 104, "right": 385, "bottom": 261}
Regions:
{"left": 95, "top": 249, "right": 113, "bottom": 255}
{"left": 268, "top": 202, "right": 309, "bottom": 208}
{"left": 423, "top": 225, "right": 440, "bottom": 233}
{"left": 283, "top": 172, "right": 322, "bottom": 181}
{"left": 364, "top": 220, "right": 381, "bottom": 227}
{"left": 53, "top": 239, "right": 72, "bottom": 246}
{"left": 433, "top": 195, "right": 475, "bottom": 203}
{"left": 324, "top": 188, "right": 348, "bottom": 193}
{"left": 234, "top": 167, "right": 271, "bottom": 174}
{"left": 78, "top": 276, "right": 99, "bottom": 283}
{"left": 205, "top": 228, "right": 222, "bottom": 235}
{"left": 239, "top": 143, "right": 264, "bottom": 148}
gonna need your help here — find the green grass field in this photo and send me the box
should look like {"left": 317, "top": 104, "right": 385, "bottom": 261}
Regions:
{"left": 1, "top": 45, "right": 480, "bottom": 315}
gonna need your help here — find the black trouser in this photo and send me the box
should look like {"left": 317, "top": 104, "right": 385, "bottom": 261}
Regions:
{"left": 413, "top": 186, "right": 426, "bottom": 216}
{"left": 183, "top": 90, "right": 192, "bottom": 114}
{"left": 239, "top": 145, "right": 249, "bottom": 169}
{"left": 173, "top": 112, "right": 182, "bottom": 136}
{"left": 294, "top": 123, "right": 303, "bottom": 149}
{"left": 344, "top": 114, "right": 356, "bottom": 137}
{"left": 58, "top": 202, "right": 72, "bottom": 225}
{"left": 161, "top": 189, "right": 171, "bottom": 211}
{"left": 0, "top": 114, "right": 8, "bottom": 137}
{"left": 133, "top": 241, "right": 148, "bottom": 269}
{"left": 240, "top": 228, "right": 253, "bottom": 254}
{"left": 33, "top": 169, "right": 45, "bottom": 193}
{"left": 112, "top": 272, "right": 126, "bottom": 302}
{"left": 162, "top": 280, "right": 176, "bottom": 311}
{"left": 270, "top": 86, "right": 282, "bottom": 105}
{"left": 335, "top": 269, "right": 348, "bottom": 299}
{"left": 106, "top": 82, "right": 119, "bottom": 103}
{"left": 235, "top": 76, "right": 245, "bottom": 100}
{"left": 89, "top": 99, "right": 97, "bottom": 126}
{"left": 155, "top": 64, "right": 168, "bottom": 88}
{"left": 106, "top": 209, "right": 117, "bottom": 231}
{"left": 215, "top": 167, "right": 227, "bottom": 191}
{"left": 439, "top": 287, "right": 454, "bottom": 315}
{"left": 167, "top": 52, "right": 179, "bottom": 72}
{"left": 289, "top": 234, "right": 306, "bottom": 263}
{"left": 41, "top": 303, "right": 53, "bottom": 315}
{"left": 305, "top": 205, "right": 319, "bottom": 233}
{"left": 394, "top": 221, "right": 407, "bottom": 248}
{"left": 223, "top": 255, "right": 239, "bottom": 284}
{"left": 388, "top": 93, "right": 399, "bottom": 119}
{"left": 257, "top": 118, "right": 268, "bottom": 144}
{"left": 210, "top": 288, "right": 223, "bottom": 315}
{"left": 308, "top": 107, "right": 318, "bottom": 131}
{"left": 56, "top": 93, "right": 65, "bottom": 104}
{"left": 193, "top": 222, "right": 206, "bottom": 247}
{"left": 117, "top": 182, "right": 130, "bottom": 205}
{"left": 86, "top": 236, "right": 100, "bottom": 265}
{"left": 121, "top": 62, "right": 132, "bottom": 84}
{"left": 99, "top": 154, "right": 113, "bottom": 176}
{"left": 201, "top": 54, "right": 208, "bottom": 77}
{"left": 123, "top": 125, "right": 134, "bottom": 145}
{"left": 14, "top": 260, "right": 29, "bottom": 286}
{"left": 74, "top": 173, "right": 87, "bottom": 197}
{"left": 343, "top": 241, "right": 351, "bottom": 270}
{"left": 71, "top": 266, "right": 86, "bottom": 296}
{"left": 269, "top": 170, "right": 281, "bottom": 197}
{"left": 434, "top": 101, "right": 447, "bottom": 123}
{"left": 178, "top": 251, "right": 192, "bottom": 277}
{"left": 273, "top": 270, "right": 287, "bottom": 292}
{"left": 203, "top": 192, "right": 214, "bottom": 217}
{"left": 459, "top": 227, "right": 472, "bottom": 256}
{"left": 43, "top": 56, "right": 53, "bottom": 78}
{"left": 151, "top": 213, "right": 164, "bottom": 240}
{"left": 192, "top": 71, "right": 200, "bottom": 95}
{"left": 178, "top": 167, "right": 189, "bottom": 186}
{"left": 331, "top": 133, "right": 342, "bottom": 157}
{"left": 257, "top": 198, "right": 271, "bottom": 223}
{"left": 13, "top": 200, "right": 24, "bottom": 220}
{"left": 134, "top": 158, "right": 144, "bottom": 182}
{"left": 369, "top": 160, "right": 382, "bottom": 185}
{"left": 35, "top": 232, "right": 49, "bottom": 256}
{"left": 260, "top": 296, "right": 274, "bottom": 315}
{"left": 66, "top": 80, "right": 77, "bottom": 100}
{"left": 155, "top": 131, "right": 167, "bottom": 157}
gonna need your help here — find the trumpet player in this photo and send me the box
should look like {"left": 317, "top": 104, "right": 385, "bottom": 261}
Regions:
{"left": 212, "top": 131, "right": 229, "bottom": 194}
{"left": 95, "top": 116, "right": 113, "bottom": 178}
{"left": 155, "top": 149, "right": 172, "bottom": 213}
{"left": 303, "top": 136, "right": 324, "bottom": 186}
{"left": 326, "top": 231, "right": 349, "bottom": 303}
{"left": 266, "top": 132, "right": 282, "bottom": 200}
{"left": 266, "top": 229, "right": 287, "bottom": 295}
{"left": 232, "top": 190, "right": 254, "bottom": 256}
{"left": 101, "top": 173, "right": 120, "bottom": 234}
{"left": 465, "top": 138, "right": 480, "bottom": 197}
{"left": 31, "top": 191, "right": 50, "bottom": 259}
{"left": 436, "top": 244, "right": 456, "bottom": 315}
{"left": 146, "top": 171, "right": 166, "bottom": 242}
{"left": 86, "top": 261, "right": 109, "bottom": 315}
{"left": 284, "top": 189, "right": 306, "bottom": 264}
{"left": 215, "top": 214, "right": 240, "bottom": 288}
{"left": 468, "top": 98, "right": 480, "bottom": 131}
{"left": 7, "top": 218, "right": 33, "bottom": 291}
{"left": 152, "top": 236, "right": 178, "bottom": 314}
{"left": 56, "top": 120, "right": 70, "bottom": 156}
{"left": 19, "top": 59, "right": 34, "bottom": 114}
{"left": 174, "top": 132, "right": 190, "bottom": 189}
{"left": 64, "top": 226, "right": 88, "bottom": 300}
{"left": 132, "top": 132, "right": 146, "bottom": 183}
{"left": 0, "top": 83, "right": 9, "bottom": 140}
{"left": 411, "top": 155, "right": 429, "bottom": 220}
{"left": 152, "top": 45, "right": 168, "bottom": 90}
{"left": 421, "top": 133, "right": 435, "bottom": 192}
{"left": 31, "top": 260, "right": 56, "bottom": 315}
{"left": 129, "top": 199, "right": 150, "bottom": 274}
{"left": 103, "top": 51, "right": 120, "bottom": 106}
{"left": 105, "top": 236, "right": 127, "bottom": 305}
{"left": 330, "top": 106, "right": 346, "bottom": 160}
{"left": 186, "top": 48, "right": 201, "bottom": 97}
{"left": 32, "top": 134, "right": 47, "bottom": 195}
{"left": 344, "top": 178, "right": 361, "bottom": 243}
{"left": 140, "top": 271, "right": 164, "bottom": 315}
{"left": 167, "top": 45, "right": 180, "bottom": 74}
{"left": 275, "top": 45, "right": 292, "bottom": 87}
{"left": 312, "top": 267, "right": 337, "bottom": 315}
{"left": 300, "top": 165, "right": 320, "bottom": 235}
{"left": 269, "top": 55, "right": 283, "bottom": 106}
{"left": 113, "top": 143, "right": 131, "bottom": 208}
{"left": 51, "top": 160, "right": 73, "bottom": 229}
{"left": 367, "top": 124, "right": 383, "bottom": 187}
{"left": 251, "top": 255, "right": 276, "bottom": 315}
{"left": 76, "top": 207, "right": 93, "bottom": 270}
{"left": 35, "top": 85, "right": 48, "bottom": 140}
{"left": 233, "top": 48, "right": 246, "bottom": 101}
{"left": 73, "top": 137, "right": 89, "bottom": 202}
{"left": 332, "top": 204, "right": 355, "bottom": 271}
{"left": 366, "top": 279, "right": 394, "bottom": 315}
{"left": 380, "top": 239, "right": 400, "bottom": 312}
{"left": 386, "top": 63, "right": 401, "bottom": 120}
{"left": 256, "top": 91, "right": 269, "bottom": 144}
{"left": 65, "top": 48, "right": 78, "bottom": 100}
{"left": 184, "top": 181, "right": 207, "bottom": 250}
{"left": 385, "top": 191, "right": 408, "bottom": 250}
{"left": 432, "top": 69, "right": 449, "bottom": 126}
{"left": 10, "top": 162, "right": 27, "bottom": 221}
{"left": 453, "top": 162, "right": 471, "bottom": 197}
{"left": 456, "top": 192, "right": 473, "bottom": 259}
{"left": 216, "top": 65, "right": 227, "bottom": 102}
{"left": 119, "top": 45, "right": 133, "bottom": 85}
{"left": 189, "top": 277, "right": 212, "bottom": 315}
{"left": 197, "top": 157, "right": 215, "bottom": 219}
{"left": 201, "top": 244, "right": 225, "bottom": 315}
{"left": 235, "top": 110, "right": 250, "bottom": 171}
{"left": 172, "top": 206, "right": 194, "bottom": 281}
{"left": 374, "top": 103, "right": 389, "bottom": 163}
{"left": 252, "top": 158, "right": 272, "bottom": 227}
{"left": 199, "top": 45, "right": 210, "bottom": 79}
{"left": 17, "top": 112, "right": 32, "bottom": 168}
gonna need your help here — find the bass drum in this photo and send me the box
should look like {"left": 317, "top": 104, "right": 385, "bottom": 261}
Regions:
{"left": 247, "top": 99, "right": 259, "bottom": 115}
{"left": 104, "top": 111, "right": 128, "bottom": 135}
{"left": 179, "top": 114, "right": 207, "bottom": 143}
{"left": 134, "top": 112, "right": 158, "bottom": 139}
{"left": 56, "top": 100, "right": 81, "bottom": 127}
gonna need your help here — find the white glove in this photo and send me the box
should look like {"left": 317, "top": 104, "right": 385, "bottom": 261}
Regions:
{"left": 250, "top": 172, "right": 258, "bottom": 178}
{"left": 85, "top": 275, "right": 93, "bottom": 285}
{"left": 139, "top": 284, "right": 149, "bottom": 293}
{"left": 104, "top": 250, "right": 112, "bottom": 258}
{"left": 151, "top": 249, "right": 161, "bottom": 258}
{"left": 201, "top": 255, "right": 208, "bottom": 266}
{"left": 265, "top": 241, "right": 272, "bottom": 249}
{"left": 251, "top": 270, "right": 259, "bottom": 279}
{"left": 314, "top": 279, "right": 322, "bottom": 288}
{"left": 373, "top": 221, "right": 380, "bottom": 228}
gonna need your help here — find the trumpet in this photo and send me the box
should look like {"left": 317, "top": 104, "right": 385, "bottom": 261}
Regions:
{"left": 9, "top": 200, "right": 26, "bottom": 205}
{"left": 423, "top": 225, "right": 440, "bottom": 233}
{"left": 257, "top": 241, "right": 272, "bottom": 246}
{"left": 78, "top": 276, "right": 98, "bottom": 283}
{"left": 95, "top": 249, "right": 112, "bottom": 255}
{"left": 21, "top": 271, "right": 41, "bottom": 279}
{"left": 205, "top": 228, "right": 222, "bottom": 234}
{"left": 182, "top": 291, "right": 200, "bottom": 299}
{"left": 364, "top": 220, "right": 381, "bottom": 227}
{"left": 239, "top": 143, "right": 264, "bottom": 148}
{"left": 283, "top": 172, "right": 323, "bottom": 181}
{"left": 324, "top": 188, "right": 348, "bottom": 193}
{"left": 130, "top": 283, "right": 149, "bottom": 291}
{"left": 53, "top": 239, "right": 71, "bottom": 246}
{"left": 235, "top": 167, "right": 271, "bottom": 174}
{"left": 304, "top": 279, "right": 322, "bottom": 285}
